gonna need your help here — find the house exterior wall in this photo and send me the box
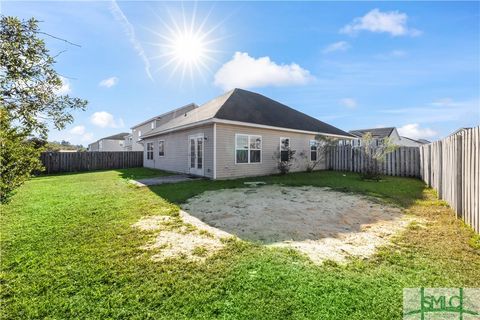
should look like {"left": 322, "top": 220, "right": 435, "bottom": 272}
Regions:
{"left": 130, "top": 104, "right": 197, "bottom": 151}
{"left": 142, "top": 124, "right": 214, "bottom": 178}
{"left": 215, "top": 123, "right": 326, "bottom": 179}
{"left": 131, "top": 122, "right": 153, "bottom": 151}
{"left": 398, "top": 138, "right": 424, "bottom": 147}
{"left": 88, "top": 141, "right": 99, "bottom": 151}
{"left": 88, "top": 139, "right": 124, "bottom": 151}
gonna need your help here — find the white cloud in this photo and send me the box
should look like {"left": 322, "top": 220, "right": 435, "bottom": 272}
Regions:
{"left": 339, "top": 98, "right": 357, "bottom": 109}
{"left": 430, "top": 98, "right": 469, "bottom": 108}
{"left": 90, "top": 111, "right": 125, "bottom": 128}
{"left": 69, "top": 125, "right": 86, "bottom": 135}
{"left": 109, "top": 1, "right": 152, "bottom": 80}
{"left": 55, "top": 76, "right": 71, "bottom": 95}
{"left": 323, "top": 41, "right": 350, "bottom": 54}
{"left": 214, "top": 52, "right": 313, "bottom": 90}
{"left": 99, "top": 76, "right": 119, "bottom": 88}
{"left": 398, "top": 123, "right": 437, "bottom": 139}
{"left": 340, "top": 9, "right": 421, "bottom": 37}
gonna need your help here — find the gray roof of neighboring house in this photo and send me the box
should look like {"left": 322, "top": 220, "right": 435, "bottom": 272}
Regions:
{"left": 349, "top": 127, "right": 395, "bottom": 138}
{"left": 401, "top": 136, "right": 430, "bottom": 144}
{"left": 417, "top": 139, "right": 431, "bottom": 144}
{"left": 101, "top": 132, "right": 130, "bottom": 140}
{"left": 130, "top": 103, "right": 198, "bottom": 129}
{"left": 143, "top": 88, "right": 353, "bottom": 138}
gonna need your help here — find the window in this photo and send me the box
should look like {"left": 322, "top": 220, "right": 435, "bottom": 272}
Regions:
{"left": 151, "top": 122, "right": 155, "bottom": 129}
{"left": 197, "top": 137, "right": 203, "bottom": 169}
{"left": 235, "top": 134, "right": 261, "bottom": 164}
{"left": 310, "top": 140, "right": 318, "bottom": 161}
{"left": 158, "top": 140, "right": 165, "bottom": 157}
{"left": 99, "top": 140, "right": 103, "bottom": 150}
{"left": 280, "top": 137, "right": 290, "bottom": 161}
{"left": 146, "top": 142, "right": 153, "bottom": 160}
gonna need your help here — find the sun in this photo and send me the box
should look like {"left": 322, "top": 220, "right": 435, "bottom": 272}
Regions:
{"left": 149, "top": 7, "right": 224, "bottom": 83}
{"left": 171, "top": 31, "right": 206, "bottom": 65}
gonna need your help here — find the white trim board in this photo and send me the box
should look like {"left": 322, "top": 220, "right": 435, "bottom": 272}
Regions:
{"left": 141, "top": 118, "right": 354, "bottom": 140}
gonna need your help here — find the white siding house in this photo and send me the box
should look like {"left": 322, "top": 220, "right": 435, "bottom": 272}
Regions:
{"left": 140, "top": 89, "right": 353, "bottom": 179}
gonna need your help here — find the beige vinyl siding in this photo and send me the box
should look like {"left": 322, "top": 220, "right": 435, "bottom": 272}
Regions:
{"left": 88, "top": 139, "right": 124, "bottom": 152}
{"left": 215, "top": 123, "right": 326, "bottom": 179}
{"left": 142, "top": 124, "right": 214, "bottom": 178}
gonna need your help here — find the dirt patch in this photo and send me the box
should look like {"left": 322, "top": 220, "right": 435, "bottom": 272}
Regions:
{"left": 133, "top": 211, "right": 231, "bottom": 261}
{"left": 181, "top": 185, "right": 416, "bottom": 264}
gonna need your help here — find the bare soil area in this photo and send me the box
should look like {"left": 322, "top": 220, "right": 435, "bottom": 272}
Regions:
{"left": 181, "top": 185, "right": 415, "bottom": 263}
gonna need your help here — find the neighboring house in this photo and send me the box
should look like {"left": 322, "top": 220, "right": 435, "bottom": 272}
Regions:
{"left": 345, "top": 127, "right": 429, "bottom": 147}
{"left": 88, "top": 133, "right": 129, "bottom": 151}
{"left": 125, "top": 103, "right": 198, "bottom": 151}
{"left": 400, "top": 136, "right": 431, "bottom": 147}
{"left": 140, "top": 88, "right": 353, "bottom": 179}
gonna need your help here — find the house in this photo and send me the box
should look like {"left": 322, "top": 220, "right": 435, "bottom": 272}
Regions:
{"left": 125, "top": 103, "right": 198, "bottom": 151}
{"left": 400, "top": 136, "right": 430, "bottom": 147}
{"left": 140, "top": 88, "right": 353, "bottom": 179}
{"left": 88, "top": 132, "right": 129, "bottom": 152}
{"left": 345, "top": 127, "right": 429, "bottom": 147}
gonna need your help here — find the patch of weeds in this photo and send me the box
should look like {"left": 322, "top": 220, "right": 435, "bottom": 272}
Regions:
{"left": 192, "top": 246, "right": 208, "bottom": 257}
{"left": 198, "top": 229, "right": 214, "bottom": 238}
{"left": 468, "top": 233, "right": 480, "bottom": 249}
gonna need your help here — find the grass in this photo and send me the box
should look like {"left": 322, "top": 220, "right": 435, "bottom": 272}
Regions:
{"left": 1, "top": 168, "right": 479, "bottom": 319}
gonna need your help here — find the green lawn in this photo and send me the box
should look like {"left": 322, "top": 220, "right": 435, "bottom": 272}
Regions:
{"left": 1, "top": 169, "right": 479, "bottom": 319}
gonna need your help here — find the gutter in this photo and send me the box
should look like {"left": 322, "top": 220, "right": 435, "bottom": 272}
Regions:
{"left": 140, "top": 118, "right": 355, "bottom": 140}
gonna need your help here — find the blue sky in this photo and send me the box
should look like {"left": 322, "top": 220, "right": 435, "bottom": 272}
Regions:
{"left": 3, "top": 1, "right": 479, "bottom": 145}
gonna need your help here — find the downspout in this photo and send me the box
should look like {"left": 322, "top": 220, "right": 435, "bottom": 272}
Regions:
{"left": 213, "top": 123, "right": 217, "bottom": 179}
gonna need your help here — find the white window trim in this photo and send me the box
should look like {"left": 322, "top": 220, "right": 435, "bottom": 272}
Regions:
{"left": 280, "top": 137, "right": 290, "bottom": 151}
{"left": 280, "top": 137, "right": 291, "bottom": 161}
{"left": 146, "top": 142, "right": 154, "bottom": 160}
{"left": 309, "top": 139, "right": 318, "bottom": 161}
{"left": 158, "top": 140, "right": 165, "bottom": 157}
{"left": 235, "top": 133, "right": 262, "bottom": 164}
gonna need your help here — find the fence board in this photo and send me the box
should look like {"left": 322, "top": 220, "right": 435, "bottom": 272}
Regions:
{"left": 419, "top": 126, "right": 479, "bottom": 233}
{"left": 40, "top": 151, "right": 143, "bottom": 174}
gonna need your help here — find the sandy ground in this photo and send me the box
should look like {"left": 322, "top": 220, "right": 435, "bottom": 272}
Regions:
{"left": 133, "top": 211, "right": 231, "bottom": 261}
{"left": 181, "top": 185, "right": 415, "bottom": 263}
{"left": 133, "top": 185, "right": 414, "bottom": 264}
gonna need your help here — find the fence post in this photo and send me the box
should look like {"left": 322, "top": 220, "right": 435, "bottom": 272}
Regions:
{"left": 456, "top": 135, "right": 463, "bottom": 217}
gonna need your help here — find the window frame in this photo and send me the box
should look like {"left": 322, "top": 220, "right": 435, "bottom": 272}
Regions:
{"left": 310, "top": 140, "right": 318, "bottom": 161}
{"left": 158, "top": 140, "right": 165, "bottom": 157}
{"left": 280, "top": 137, "right": 291, "bottom": 162}
{"left": 146, "top": 142, "right": 154, "bottom": 160}
{"left": 235, "top": 134, "right": 262, "bottom": 164}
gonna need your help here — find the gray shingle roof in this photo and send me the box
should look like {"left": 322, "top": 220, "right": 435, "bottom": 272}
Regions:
{"left": 101, "top": 132, "right": 130, "bottom": 140}
{"left": 143, "top": 89, "right": 353, "bottom": 138}
{"left": 349, "top": 127, "right": 395, "bottom": 138}
{"left": 401, "top": 136, "right": 430, "bottom": 144}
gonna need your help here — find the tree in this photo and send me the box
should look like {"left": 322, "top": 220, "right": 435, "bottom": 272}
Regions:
{"left": 298, "top": 135, "right": 338, "bottom": 172}
{"left": 0, "top": 16, "right": 87, "bottom": 202}
{"left": 359, "top": 132, "right": 397, "bottom": 181}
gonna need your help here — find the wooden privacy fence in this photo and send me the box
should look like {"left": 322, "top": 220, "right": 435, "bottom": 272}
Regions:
{"left": 420, "top": 127, "right": 479, "bottom": 233}
{"left": 40, "top": 151, "right": 143, "bottom": 174}
{"left": 326, "top": 146, "right": 421, "bottom": 177}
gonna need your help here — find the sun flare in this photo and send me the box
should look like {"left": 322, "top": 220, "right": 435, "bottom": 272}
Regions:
{"left": 171, "top": 31, "right": 206, "bottom": 64}
{"left": 149, "top": 8, "right": 224, "bottom": 83}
